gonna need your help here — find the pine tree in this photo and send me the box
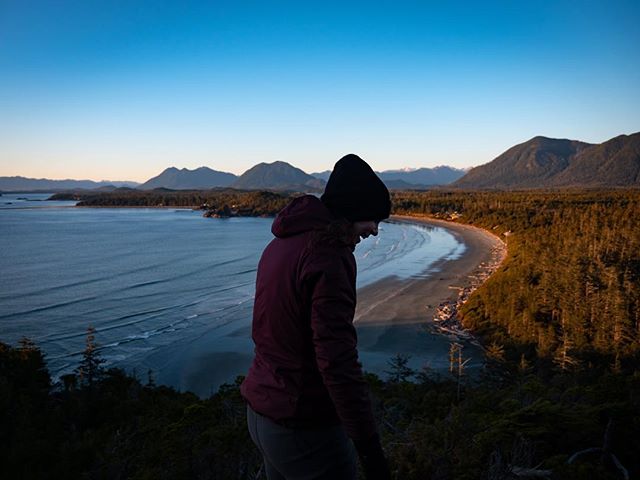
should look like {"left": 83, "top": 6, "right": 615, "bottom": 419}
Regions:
{"left": 75, "top": 325, "right": 105, "bottom": 388}
{"left": 16, "top": 336, "right": 50, "bottom": 392}
{"left": 146, "top": 368, "right": 156, "bottom": 387}
{"left": 384, "top": 353, "right": 415, "bottom": 382}
{"left": 449, "top": 342, "right": 470, "bottom": 401}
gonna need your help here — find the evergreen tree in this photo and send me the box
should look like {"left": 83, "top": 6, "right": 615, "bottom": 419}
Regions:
{"left": 384, "top": 353, "right": 415, "bottom": 382}
{"left": 75, "top": 325, "right": 105, "bottom": 388}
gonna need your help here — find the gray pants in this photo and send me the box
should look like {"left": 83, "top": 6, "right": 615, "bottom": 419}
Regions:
{"left": 246, "top": 404, "right": 357, "bottom": 480}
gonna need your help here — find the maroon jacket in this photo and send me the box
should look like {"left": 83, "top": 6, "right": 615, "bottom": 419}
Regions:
{"left": 240, "top": 194, "right": 377, "bottom": 443}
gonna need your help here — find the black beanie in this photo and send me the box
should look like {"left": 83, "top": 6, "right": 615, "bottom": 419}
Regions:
{"left": 321, "top": 154, "right": 391, "bottom": 222}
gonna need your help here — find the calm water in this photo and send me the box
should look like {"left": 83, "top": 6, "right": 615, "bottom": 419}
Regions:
{"left": 0, "top": 193, "right": 467, "bottom": 395}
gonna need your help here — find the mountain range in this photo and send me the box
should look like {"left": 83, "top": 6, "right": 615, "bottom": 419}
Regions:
{"left": 0, "top": 177, "right": 139, "bottom": 192}
{"left": 136, "top": 162, "right": 462, "bottom": 191}
{"left": 3, "top": 132, "right": 638, "bottom": 192}
{"left": 453, "top": 132, "right": 640, "bottom": 189}
{"left": 2, "top": 163, "right": 463, "bottom": 192}
{"left": 312, "top": 166, "right": 465, "bottom": 188}
{"left": 137, "top": 162, "right": 324, "bottom": 192}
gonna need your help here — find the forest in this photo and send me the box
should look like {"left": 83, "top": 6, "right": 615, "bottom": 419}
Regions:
{"left": 2, "top": 189, "right": 639, "bottom": 479}
{"left": 392, "top": 189, "right": 640, "bottom": 371}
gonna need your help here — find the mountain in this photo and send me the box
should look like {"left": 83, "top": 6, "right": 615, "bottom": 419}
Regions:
{"left": 453, "top": 137, "right": 592, "bottom": 189}
{"left": 549, "top": 133, "right": 640, "bottom": 187}
{"left": 310, "top": 170, "right": 332, "bottom": 182}
{"left": 311, "top": 166, "right": 465, "bottom": 190}
{"left": 312, "top": 166, "right": 465, "bottom": 188}
{"left": 378, "top": 166, "right": 466, "bottom": 186}
{"left": 453, "top": 133, "right": 640, "bottom": 189}
{"left": 0, "top": 176, "right": 139, "bottom": 192}
{"left": 139, "top": 167, "right": 237, "bottom": 190}
{"left": 232, "top": 161, "right": 325, "bottom": 191}
{"left": 381, "top": 179, "right": 427, "bottom": 190}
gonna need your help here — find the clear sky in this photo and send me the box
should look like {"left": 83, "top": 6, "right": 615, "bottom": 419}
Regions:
{"left": 1, "top": 0, "right": 639, "bottom": 182}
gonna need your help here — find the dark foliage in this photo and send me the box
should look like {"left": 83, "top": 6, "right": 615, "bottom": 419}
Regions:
{"left": 1, "top": 339, "right": 638, "bottom": 479}
{"left": 0, "top": 340, "right": 261, "bottom": 479}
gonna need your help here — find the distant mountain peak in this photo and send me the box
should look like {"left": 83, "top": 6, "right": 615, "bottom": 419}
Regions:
{"left": 377, "top": 165, "right": 466, "bottom": 188}
{"left": 139, "top": 166, "right": 237, "bottom": 190}
{"left": 386, "top": 167, "right": 418, "bottom": 173}
{"left": 232, "top": 161, "right": 325, "bottom": 192}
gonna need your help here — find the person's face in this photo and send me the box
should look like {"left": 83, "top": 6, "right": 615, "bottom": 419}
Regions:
{"left": 351, "top": 220, "right": 379, "bottom": 245}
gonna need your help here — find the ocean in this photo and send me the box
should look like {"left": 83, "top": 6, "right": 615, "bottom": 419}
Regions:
{"left": 0, "top": 193, "right": 467, "bottom": 395}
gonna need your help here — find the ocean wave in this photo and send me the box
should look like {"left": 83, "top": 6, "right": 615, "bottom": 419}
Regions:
{"left": 38, "top": 301, "right": 201, "bottom": 343}
{"left": 108, "top": 253, "right": 256, "bottom": 293}
{"left": 0, "top": 253, "right": 195, "bottom": 301}
{"left": 0, "top": 294, "right": 100, "bottom": 320}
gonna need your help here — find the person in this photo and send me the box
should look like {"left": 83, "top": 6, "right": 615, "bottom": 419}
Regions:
{"left": 241, "top": 154, "right": 392, "bottom": 480}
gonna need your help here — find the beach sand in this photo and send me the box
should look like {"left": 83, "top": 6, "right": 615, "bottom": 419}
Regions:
{"left": 356, "top": 215, "right": 505, "bottom": 326}
{"left": 152, "top": 215, "right": 506, "bottom": 396}
{"left": 354, "top": 215, "right": 506, "bottom": 375}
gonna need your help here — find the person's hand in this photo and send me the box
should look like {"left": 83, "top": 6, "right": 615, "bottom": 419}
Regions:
{"left": 354, "top": 432, "right": 391, "bottom": 480}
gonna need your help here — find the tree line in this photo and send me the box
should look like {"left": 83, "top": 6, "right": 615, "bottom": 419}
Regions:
{"left": 50, "top": 189, "right": 293, "bottom": 217}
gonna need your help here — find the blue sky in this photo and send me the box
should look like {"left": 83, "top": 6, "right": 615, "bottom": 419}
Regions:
{"left": 1, "top": 0, "right": 639, "bottom": 181}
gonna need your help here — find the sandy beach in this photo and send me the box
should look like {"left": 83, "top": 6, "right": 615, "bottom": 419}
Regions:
{"left": 356, "top": 215, "right": 506, "bottom": 326}
{"left": 353, "top": 215, "right": 506, "bottom": 375}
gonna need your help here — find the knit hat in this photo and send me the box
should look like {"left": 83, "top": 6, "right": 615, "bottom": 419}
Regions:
{"left": 321, "top": 154, "right": 391, "bottom": 222}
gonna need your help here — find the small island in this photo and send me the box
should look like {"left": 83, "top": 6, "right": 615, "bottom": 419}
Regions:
{"left": 49, "top": 189, "right": 294, "bottom": 217}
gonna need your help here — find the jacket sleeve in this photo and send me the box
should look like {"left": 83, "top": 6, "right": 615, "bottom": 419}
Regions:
{"left": 301, "top": 245, "right": 377, "bottom": 443}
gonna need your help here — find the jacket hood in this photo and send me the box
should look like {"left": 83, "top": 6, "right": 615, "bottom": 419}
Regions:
{"left": 271, "top": 195, "right": 334, "bottom": 238}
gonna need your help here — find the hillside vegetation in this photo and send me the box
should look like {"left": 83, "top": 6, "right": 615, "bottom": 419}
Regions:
{"left": 392, "top": 190, "right": 640, "bottom": 367}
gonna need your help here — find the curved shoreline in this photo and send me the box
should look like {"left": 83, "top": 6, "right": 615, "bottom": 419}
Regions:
{"left": 157, "top": 214, "right": 508, "bottom": 395}
{"left": 354, "top": 214, "right": 507, "bottom": 347}
{"left": 130, "top": 213, "right": 508, "bottom": 395}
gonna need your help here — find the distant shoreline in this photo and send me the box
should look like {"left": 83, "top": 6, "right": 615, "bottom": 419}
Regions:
{"left": 74, "top": 205, "right": 201, "bottom": 209}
